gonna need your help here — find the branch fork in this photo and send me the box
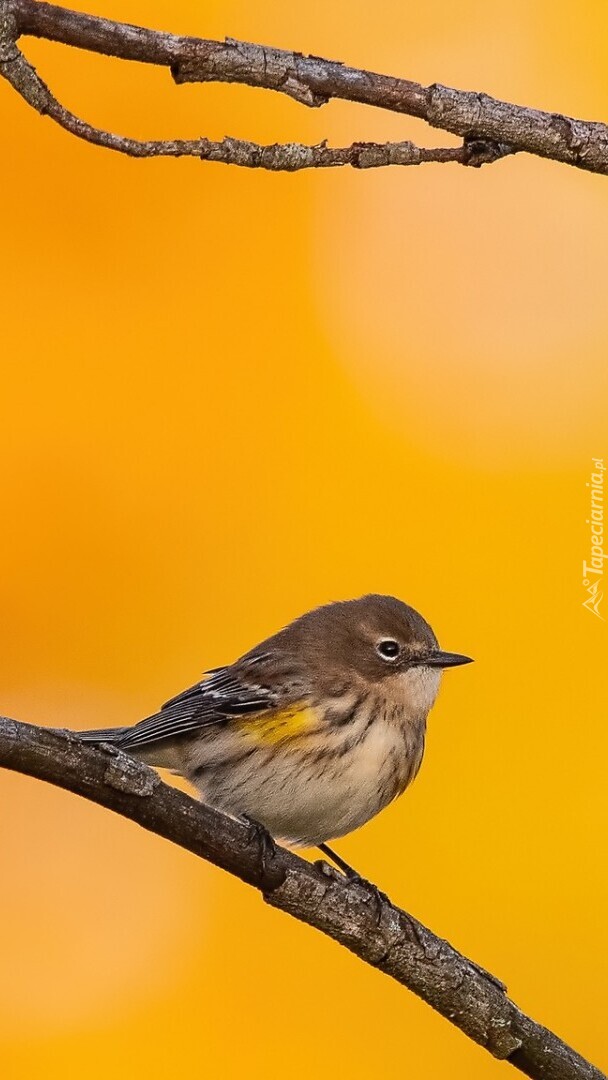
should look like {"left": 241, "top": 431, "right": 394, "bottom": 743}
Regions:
{"left": 2, "top": 1, "right": 607, "bottom": 173}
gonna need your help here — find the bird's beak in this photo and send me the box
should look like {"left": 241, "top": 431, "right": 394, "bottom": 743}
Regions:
{"left": 422, "top": 650, "right": 474, "bottom": 668}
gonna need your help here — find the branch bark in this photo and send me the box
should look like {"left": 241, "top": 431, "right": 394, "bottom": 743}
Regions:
{"left": 1, "top": 0, "right": 607, "bottom": 173}
{"left": 0, "top": 716, "right": 604, "bottom": 1080}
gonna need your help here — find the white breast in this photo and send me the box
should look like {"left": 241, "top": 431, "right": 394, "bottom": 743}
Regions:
{"left": 188, "top": 667, "right": 442, "bottom": 847}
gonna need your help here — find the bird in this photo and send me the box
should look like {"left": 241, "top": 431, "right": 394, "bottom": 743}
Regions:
{"left": 76, "top": 594, "right": 472, "bottom": 881}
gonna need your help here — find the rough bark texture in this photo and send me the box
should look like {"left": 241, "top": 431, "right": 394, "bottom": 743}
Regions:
{"left": 1, "top": 717, "right": 604, "bottom": 1080}
{"left": 0, "top": 0, "right": 606, "bottom": 173}
{"left": 0, "top": 5, "right": 605, "bottom": 1075}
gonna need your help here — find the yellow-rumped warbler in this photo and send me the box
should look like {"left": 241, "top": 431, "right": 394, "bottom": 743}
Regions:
{"left": 77, "top": 595, "right": 471, "bottom": 877}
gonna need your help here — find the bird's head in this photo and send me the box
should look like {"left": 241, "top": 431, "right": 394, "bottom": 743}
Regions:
{"left": 291, "top": 594, "right": 472, "bottom": 699}
{"left": 293, "top": 594, "right": 471, "bottom": 675}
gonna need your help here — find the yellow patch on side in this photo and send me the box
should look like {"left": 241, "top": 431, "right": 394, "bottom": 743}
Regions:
{"left": 237, "top": 702, "right": 319, "bottom": 746}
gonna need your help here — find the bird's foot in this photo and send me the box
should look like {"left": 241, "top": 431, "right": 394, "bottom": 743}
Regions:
{"left": 242, "top": 815, "right": 278, "bottom": 883}
{"left": 314, "top": 859, "right": 346, "bottom": 884}
{"left": 314, "top": 853, "right": 389, "bottom": 924}
{"left": 315, "top": 842, "right": 389, "bottom": 920}
{"left": 344, "top": 871, "right": 390, "bottom": 921}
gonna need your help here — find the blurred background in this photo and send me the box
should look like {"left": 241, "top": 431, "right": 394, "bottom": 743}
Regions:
{"left": 1, "top": 1, "right": 607, "bottom": 1076}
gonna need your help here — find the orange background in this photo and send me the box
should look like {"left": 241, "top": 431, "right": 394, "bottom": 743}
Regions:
{"left": 1, "top": 2, "right": 607, "bottom": 1077}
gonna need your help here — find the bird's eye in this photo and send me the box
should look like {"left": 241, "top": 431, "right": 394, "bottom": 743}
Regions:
{"left": 376, "top": 639, "right": 401, "bottom": 661}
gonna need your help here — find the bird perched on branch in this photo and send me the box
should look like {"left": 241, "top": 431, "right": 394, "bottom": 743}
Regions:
{"left": 77, "top": 595, "right": 472, "bottom": 881}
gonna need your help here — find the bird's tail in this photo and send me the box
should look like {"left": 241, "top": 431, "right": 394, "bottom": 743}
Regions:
{"left": 74, "top": 724, "right": 179, "bottom": 769}
{"left": 75, "top": 726, "right": 129, "bottom": 744}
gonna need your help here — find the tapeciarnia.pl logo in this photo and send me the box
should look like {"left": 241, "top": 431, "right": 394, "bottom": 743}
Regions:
{"left": 582, "top": 458, "right": 606, "bottom": 620}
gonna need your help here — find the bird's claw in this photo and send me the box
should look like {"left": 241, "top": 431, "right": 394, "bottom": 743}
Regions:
{"left": 346, "top": 872, "right": 390, "bottom": 921}
{"left": 242, "top": 815, "right": 277, "bottom": 884}
{"left": 314, "top": 859, "right": 345, "bottom": 884}
{"left": 314, "top": 859, "right": 389, "bottom": 923}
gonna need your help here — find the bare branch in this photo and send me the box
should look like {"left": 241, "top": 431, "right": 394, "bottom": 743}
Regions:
{"left": 0, "top": 0, "right": 606, "bottom": 173}
{"left": 0, "top": 7, "right": 510, "bottom": 170}
{"left": 0, "top": 716, "right": 604, "bottom": 1080}
{"left": 0, "top": 27, "right": 509, "bottom": 171}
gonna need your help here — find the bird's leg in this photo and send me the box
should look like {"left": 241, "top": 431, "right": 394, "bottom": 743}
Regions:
{"left": 316, "top": 843, "right": 389, "bottom": 916}
{"left": 241, "top": 815, "right": 277, "bottom": 881}
{"left": 317, "top": 842, "right": 359, "bottom": 878}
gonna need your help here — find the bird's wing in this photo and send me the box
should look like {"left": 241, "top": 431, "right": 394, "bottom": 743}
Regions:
{"left": 115, "top": 653, "right": 292, "bottom": 751}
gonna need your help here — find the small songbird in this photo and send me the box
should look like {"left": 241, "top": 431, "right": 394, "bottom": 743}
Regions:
{"left": 77, "top": 595, "right": 472, "bottom": 878}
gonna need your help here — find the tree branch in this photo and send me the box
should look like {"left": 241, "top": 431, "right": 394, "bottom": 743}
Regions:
{"left": 0, "top": 0, "right": 606, "bottom": 173}
{"left": 0, "top": 716, "right": 604, "bottom": 1080}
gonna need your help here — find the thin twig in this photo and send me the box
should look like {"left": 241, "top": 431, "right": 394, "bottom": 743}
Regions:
{"left": 0, "top": 717, "right": 604, "bottom": 1080}
{"left": 0, "top": 25, "right": 510, "bottom": 171}
{"left": 2, "top": 0, "right": 607, "bottom": 173}
{"left": 0, "top": 3, "right": 510, "bottom": 172}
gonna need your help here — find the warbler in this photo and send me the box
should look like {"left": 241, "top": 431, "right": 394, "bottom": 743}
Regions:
{"left": 77, "top": 595, "right": 472, "bottom": 877}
